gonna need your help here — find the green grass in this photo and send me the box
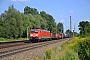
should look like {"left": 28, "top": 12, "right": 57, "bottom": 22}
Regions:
{"left": 0, "top": 37, "right": 28, "bottom": 42}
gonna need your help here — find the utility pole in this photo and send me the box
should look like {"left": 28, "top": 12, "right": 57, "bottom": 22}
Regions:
{"left": 27, "top": 26, "right": 29, "bottom": 40}
{"left": 70, "top": 16, "right": 72, "bottom": 37}
{"left": 73, "top": 25, "right": 75, "bottom": 37}
{"left": 56, "top": 23, "right": 57, "bottom": 33}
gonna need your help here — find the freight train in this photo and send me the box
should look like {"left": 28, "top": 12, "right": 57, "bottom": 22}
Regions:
{"left": 30, "top": 28, "right": 66, "bottom": 42}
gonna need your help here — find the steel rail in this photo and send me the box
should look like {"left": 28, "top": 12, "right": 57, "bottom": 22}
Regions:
{"left": 0, "top": 38, "right": 70, "bottom": 59}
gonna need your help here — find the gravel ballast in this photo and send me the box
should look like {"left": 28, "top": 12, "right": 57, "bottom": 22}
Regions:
{"left": 1, "top": 39, "right": 70, "bottom": 60}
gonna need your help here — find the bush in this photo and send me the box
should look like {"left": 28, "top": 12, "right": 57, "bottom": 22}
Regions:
{"left": 0, "top": 38, "right": 14, "bottom": 42}
{"left": 68, "top": 37, "right": 90, "bottom": 60}
{"left": 40, "top": 37, "right": 90, "bottom": 60}
{"left": 0, "top": 38, "right": 5, "bottom": 41}
{"left": 59, "top": 40, "right": 79, "bottom": 60}
{"left": 45, "top": 48, "right": 52, "bottom": 59}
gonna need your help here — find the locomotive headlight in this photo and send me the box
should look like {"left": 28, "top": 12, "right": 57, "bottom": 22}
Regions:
{"left": 36, "top": 34, "right": 38, "bottom": 36}
{"left": 30, "top": 34, "right": 33, "bottom": 36}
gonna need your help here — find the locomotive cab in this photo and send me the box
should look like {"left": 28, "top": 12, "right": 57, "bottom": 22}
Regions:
{"left": 30, "top": 29, "right": 40, "bottom": 42}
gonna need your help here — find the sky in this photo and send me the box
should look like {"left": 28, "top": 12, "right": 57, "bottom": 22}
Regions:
{"left": 0, "top": 0, "right": 90, "bottom": 33}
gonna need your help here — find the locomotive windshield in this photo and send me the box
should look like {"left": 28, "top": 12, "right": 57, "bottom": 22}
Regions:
{"left": 31, "top": 30, "right": 38, "bottom": 33}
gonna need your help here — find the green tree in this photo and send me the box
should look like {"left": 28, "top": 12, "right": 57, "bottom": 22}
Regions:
{"left": 65, "top": 29, "right": 71, "bottom": 34}
{"left": 40, "top": 11, "right": 56, "bottom": 32}
{"left": 78, "top": 21, "right": 90, "bottom": 37}
{"left": 0, "top": 5, "right": 23, "bottom": 39}
{"left": 57, "top": 22, "right": 63, "bottom": 33}
{"left": 40, "top": 11, "right": 47, "bottom": 20}
{"left": 34, "top": 15, "right": 47, "bottom": 29}
{"left": 0, "top": 18, "right": 4, "bottom": 37}
{"left": 24, "top": 6, "right": 38, "bottom": 15}
{"left": 21, "top": 13, "right": 31, "bottom": 37}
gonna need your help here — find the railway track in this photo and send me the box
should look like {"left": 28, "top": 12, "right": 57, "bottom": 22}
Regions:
{"left": 0, "top": 42, "right": 30, "bottom": 49}
{"left": 0, "top": 40, "right": 30, "bottom": 49}
{"left": 0, "top": 40, "right": 29, "bottom": 44}
{"left": 0, "top": 38, "right": 70, "bottom": 59}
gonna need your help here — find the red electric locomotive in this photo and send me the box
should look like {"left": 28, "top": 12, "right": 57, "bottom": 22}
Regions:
{"left": 30, "top": 28, "right": 51, "bottom": 42}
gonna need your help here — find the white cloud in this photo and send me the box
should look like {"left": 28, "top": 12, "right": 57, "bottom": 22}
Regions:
{"left": 70, "top": 10, "right": 73, "bottom": 13}
{"left": 11, "top": 0, "right": 30, "bottom": 2}
{"left": 60, "top": 15, "right": 63, "bottom": 17}
{"left": 60, "top": 20, "right": 65, "bottom": 23}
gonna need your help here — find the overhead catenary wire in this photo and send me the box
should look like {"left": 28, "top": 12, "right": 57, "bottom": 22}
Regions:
{"left": 16, "top": 0, "right": 27, "bottom": 6}
{"left": 17, "top": 0, "right": 44, "bottom": 10}
{"left": 0, "top": 0, "right": 28, "bottom": 16}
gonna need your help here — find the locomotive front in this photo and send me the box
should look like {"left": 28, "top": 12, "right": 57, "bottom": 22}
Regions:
{"left": 30, "top": 29, "right": 40, "bottom": 42}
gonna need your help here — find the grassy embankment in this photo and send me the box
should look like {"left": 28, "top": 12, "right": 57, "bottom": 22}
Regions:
{"left": 0, "top": 38, "right": 27, "bottom": 42}
{"left": 36, "top": 37, "right": 90, "bottom": 60}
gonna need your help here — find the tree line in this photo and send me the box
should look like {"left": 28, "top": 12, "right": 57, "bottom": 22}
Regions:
{"left": 78, "top": 21, "right": 90, "bottom": 37}
{"left": 0, "top": 5, "right": 63, "bottom": 39}
{"left": 65, "top": 20, "right": 90, "bottom": 37}
{"left": 66, "top": 21, "right": 90, "bottom": 37}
